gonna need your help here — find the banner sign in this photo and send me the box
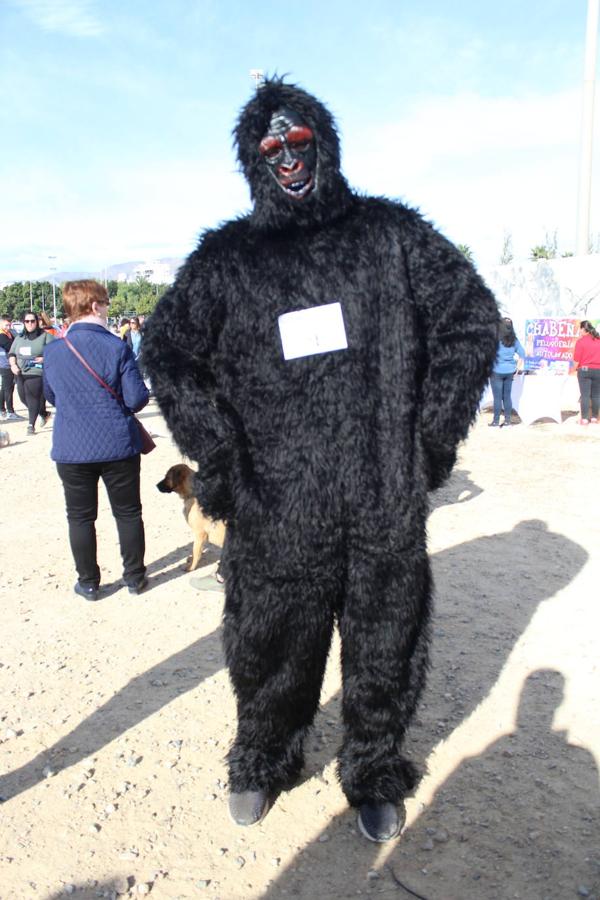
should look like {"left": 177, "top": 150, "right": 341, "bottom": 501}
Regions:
{"left": 524, "top": 318, "right": 579, "bottom": 374}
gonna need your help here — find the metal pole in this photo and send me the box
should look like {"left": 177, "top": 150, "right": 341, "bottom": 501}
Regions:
{"left": 48, "top": 255, "right": 57, "bottom": 322}
{"left": 576, "top": 0, "right": 600, "bottom": 256}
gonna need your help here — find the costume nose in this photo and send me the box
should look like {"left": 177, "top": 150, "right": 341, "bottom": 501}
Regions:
{"left": 278, "top": 159, "right": 303, "bottom": 176}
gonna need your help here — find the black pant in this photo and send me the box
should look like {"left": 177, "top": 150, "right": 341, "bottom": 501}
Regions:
{"left": 57, "top": 455, "right": 146, "bottom": 588}
{"left": 577, "top": 368, "right": 600, "bottom": 419}
{"left": 16, "top": 374, "right": 44, "bottom": 426}
{"left": 0, "top": 368, "right": 15, "bottom": 413}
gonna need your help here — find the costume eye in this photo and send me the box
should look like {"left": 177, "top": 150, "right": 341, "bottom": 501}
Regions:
{"left": 287, "top": 126, "right": 314, "bottom": 151}
{"left": 259, "top": 136, "right": 283, "bottom": 160}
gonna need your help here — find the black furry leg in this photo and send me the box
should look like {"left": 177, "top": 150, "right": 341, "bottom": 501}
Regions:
{"left": 337, "top": 543, "right": 431, "bottom": 807}
{"left": 223, "top": 546, "right": 338, "bottom": 795}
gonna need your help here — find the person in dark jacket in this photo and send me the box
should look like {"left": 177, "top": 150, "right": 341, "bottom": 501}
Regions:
{"left": 125, "top": 316, "right": 143, "bottom": 360}
{"left": 143, "top": 79, "right": 499, "bottom": 842}
{"left": 43, "top": 280, "right": 150, "bottom": 602}
{"left": 0, "top": 315, "right": 18, "bottom": 420}
{"left": 8, "top": 312, "right": 54, "bottom": 433}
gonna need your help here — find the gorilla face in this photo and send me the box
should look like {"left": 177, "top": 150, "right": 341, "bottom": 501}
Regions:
{"left": 258, "top": 107, "right": 316, "bottom": 200}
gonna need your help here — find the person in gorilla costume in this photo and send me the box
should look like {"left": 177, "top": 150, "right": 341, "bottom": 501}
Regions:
{"left": 143, "top": 78, "right": 499, "bottom": 842}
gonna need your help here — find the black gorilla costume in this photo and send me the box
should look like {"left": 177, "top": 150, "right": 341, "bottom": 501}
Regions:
{"left": 143, "top": 79, "right": 499, "bottom": 835}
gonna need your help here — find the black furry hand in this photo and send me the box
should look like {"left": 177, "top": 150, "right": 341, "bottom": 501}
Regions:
{"left": 193, "top": 467, "right": 235, "bottom": 524}
{"left": 425, "top": 445, "right": 457, "bottom": 492}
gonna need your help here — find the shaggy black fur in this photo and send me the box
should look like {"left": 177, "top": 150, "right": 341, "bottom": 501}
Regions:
{"left": 143, "top": 78, "right": 499, "bottom": 808}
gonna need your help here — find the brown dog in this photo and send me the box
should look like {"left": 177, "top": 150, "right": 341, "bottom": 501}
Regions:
{"left": 157, "top": 463, "right": 226, "bottom": 572}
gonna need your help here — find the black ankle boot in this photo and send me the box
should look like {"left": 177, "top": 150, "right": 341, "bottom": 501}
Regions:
{"left": 357, "top": 801, "right": 403, "bottom": 842}
{"left": 74, "top": 582, "right": 99, "bottom": 602}
{"left": 228, "top": 790, "right": 270, "bottom": 827}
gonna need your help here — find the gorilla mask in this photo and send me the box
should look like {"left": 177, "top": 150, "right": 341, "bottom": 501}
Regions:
{"left": 235, "top": 78, "right": 353, "bottom": 231}
{"left": 259, "top": 108, "right": 316, "bottom": 201}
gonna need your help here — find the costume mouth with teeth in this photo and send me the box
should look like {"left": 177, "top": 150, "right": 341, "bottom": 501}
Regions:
{"left": 259, "top": 108, "right": 317, "bottom": 201}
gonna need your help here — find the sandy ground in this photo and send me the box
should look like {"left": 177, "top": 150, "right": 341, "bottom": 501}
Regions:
{"left": 0, "top": 397, "right": 599, "bottom": 900}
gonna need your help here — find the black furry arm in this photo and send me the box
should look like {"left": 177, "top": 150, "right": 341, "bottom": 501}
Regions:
{"left": 406, "top": 218, "right": 499, "bottom": 490}
{"left": 141, "top": 248, "right": 238, "bottom": 520}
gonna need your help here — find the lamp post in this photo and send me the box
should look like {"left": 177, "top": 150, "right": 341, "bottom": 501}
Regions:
{"left": 48, "top": 255, "right": 57, "bottom": 322}
{"left": 576, "top": 0, "right": 600, "bottom": 256}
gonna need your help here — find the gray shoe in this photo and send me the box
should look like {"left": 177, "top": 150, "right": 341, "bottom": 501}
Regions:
{"left": 357, "top": 802, "right": 403, "bottom": 842}
{"left": 190, "top": 572, "right": 225, "bottom": 593}
{"left": 228, "top": 790, "right": 270, "bottom": 827}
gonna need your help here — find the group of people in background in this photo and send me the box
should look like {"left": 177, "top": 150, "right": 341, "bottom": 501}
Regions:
{"left": 0, "top": 309, "right": 145, "bottom": 433}
{"left": 489, "top": 316, "right": 600, "bottom": 427}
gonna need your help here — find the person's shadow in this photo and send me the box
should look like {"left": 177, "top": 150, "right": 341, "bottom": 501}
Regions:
{"left": 0, "top": 628, "right": 224, "bottom": 804}
{"left": 429, "top": 467, "right": 483, "bottom": 510}
{"left": 260, "top": 521, "right": 591, "bottom": 898}
{"left": 383, "top": 669, "right": 600, "bottom": 900}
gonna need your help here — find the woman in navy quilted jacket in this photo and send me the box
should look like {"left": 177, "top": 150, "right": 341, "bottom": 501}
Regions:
{"left": 43, "top": 280, "right": 150, "bottom": 601}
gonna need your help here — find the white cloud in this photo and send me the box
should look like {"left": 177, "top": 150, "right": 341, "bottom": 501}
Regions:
{"left": 2, "top": 87, "right": 598, "bottom": 282}
{"left": 0, "top": 158, "right": 250, "bottom": 281}
{"left": 11, "top": 0, "right": 104, "bottom": 37}
{"left": 343, "top": 89, "right": 591, "bottom": 266}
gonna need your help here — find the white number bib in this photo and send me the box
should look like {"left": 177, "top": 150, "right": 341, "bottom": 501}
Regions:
{"left": 278, "top": 302, "right": 348, "bottom": 361}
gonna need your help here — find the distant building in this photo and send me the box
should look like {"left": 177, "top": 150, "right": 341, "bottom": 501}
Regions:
{"left": 132, "top": 261, "right": 176, "bottom": 284}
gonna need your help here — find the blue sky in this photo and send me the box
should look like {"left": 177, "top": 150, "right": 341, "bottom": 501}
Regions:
{"left": 0, "top": 0, "right": 597, "bottom": 282}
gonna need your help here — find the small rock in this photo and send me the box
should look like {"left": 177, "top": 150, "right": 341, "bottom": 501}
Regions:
{"left": 235, "top": 856, "right": 246, "bottom": 868}
{"left": 104, "top": 803, "right": 116, "bottom": 814}
{"left": 64, "top": 886, "right": 76, "bottom": 895}
{"left": 577, "top": 888, "right": 590, "bottom": 898}
{"left": 420, "top": 838, "right": 434, "bottom": 851}
{"left": 136, "top": 884, "right": 150, "bottom": 895}
{"left": 4, "top": 728, "right": 17, "bottom": 740}
{"left": 318, "top": 834, "right": 330, "bottom": 843}
{"left": 270, "top": 858, "right": 281, "bottom": 868}
{"left": 89, "top": 823, "right": 101, "bottom": 833}
{"left": 218, "top": 848, "right": 228, "bottom": 856}
{"left": 367, "top": 869, "right": 380, "bottom": 881}
{"left": 119, "top": 849, "right": 139, "bottom": 861}
{"left": 434, "top": 829, "right": 449, "bottom": 843}
{"left": 42, "top": 765, "right": 56, "bottom": 778}
{"left": 196, "top": 880, "right": 211, "bottom": 889}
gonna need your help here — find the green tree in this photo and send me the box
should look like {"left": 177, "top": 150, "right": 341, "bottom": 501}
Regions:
{"left": 457, "top": 243, "right": 474, "bottom": 262}
{"left": 0, "top": 280, "right": 63, "bottom": 320}
{"left": 530, "top": 230, "right": 557, "bottom": 261}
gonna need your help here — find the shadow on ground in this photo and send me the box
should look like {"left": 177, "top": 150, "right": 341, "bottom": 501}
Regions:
{"left": 0, "top": 628, "right": 224, "bottom": 804}
{"left": 261, "top": 519, "right": 592, "bottom": 899}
